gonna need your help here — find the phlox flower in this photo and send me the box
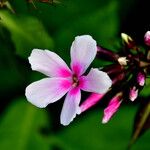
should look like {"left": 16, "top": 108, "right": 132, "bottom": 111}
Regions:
{"left": 25, "top": 35, "right": 112, "bottom": 125}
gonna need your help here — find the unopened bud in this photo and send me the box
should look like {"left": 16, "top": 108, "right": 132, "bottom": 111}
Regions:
{"left": 102, "top": 64, "right": 123, "bottom": 75}
{"left": 97, "top": 46, "right": 119, "bottom": 61}
{"left": 118, "top": 57, "right": 128, "bottom": 66}
{"left": 129, "top": 86, "right": 138, "bottom": 101}
{"left": 144, "top": 31, "right": 150, "bottom": 46}
{"left": 137, "top": 72, "right": 145, "bottom": 86}
{"left": 79, "top": 93, "right": 104, "bottom": 113}
{"left": 112, "top": 72, "right": 125, "bottom": 85}
{"left": 121, "top": 33, "right": 135, "bottom": 49}
{"left": 102, "top": 92, "right": 122, "bottom": 124}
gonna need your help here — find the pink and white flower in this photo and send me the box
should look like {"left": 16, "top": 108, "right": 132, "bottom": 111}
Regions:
{"left": 25, "top": 35, "right": 112, "bottom": 126}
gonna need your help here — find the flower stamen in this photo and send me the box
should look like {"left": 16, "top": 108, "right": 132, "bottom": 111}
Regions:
{"left": 72, "top": 75, "right": 79, "bottom": 87}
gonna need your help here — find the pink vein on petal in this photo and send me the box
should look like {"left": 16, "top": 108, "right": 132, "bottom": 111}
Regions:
{"left": 60, "top": 79, "right": 72, "bottom": 89}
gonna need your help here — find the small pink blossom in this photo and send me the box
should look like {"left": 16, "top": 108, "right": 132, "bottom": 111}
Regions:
{"left": 129, "top": 86, "right": 138, "bottom": 101}
{"left": 137, "top": 72, "right": 145, "bottom": 86}
{"left": 25, "top": 35, "right": 112, "bottom": 126}
{"left": 144, "top": 31, "right": 150, "bottom": 46}
{"left": 102, "top": 93, "right": 122, "bottom": 124}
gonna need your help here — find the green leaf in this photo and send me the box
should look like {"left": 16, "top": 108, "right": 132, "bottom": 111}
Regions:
{"left": 10, "top": 0, "right": 28, "bottom": 13}
{"left": 140, "top": 78, "right": 150, "bottom": 97}
{"left": 128, "top": 100, "right": 150, "bottom": 149}
{"left": 0, "top": 98, "right": 52, "bottom": 150}
{"left": 0, "top": 11, "right": 54, "bottom": 58}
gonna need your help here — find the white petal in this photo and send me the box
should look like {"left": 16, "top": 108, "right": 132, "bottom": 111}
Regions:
{"left": 80, "top": 68, "right": 112, "bottom": 93}
{"left": 25, "top": 78, "right": 71, "bottom": 108}
{"left": 29, "top": 49, "right": 72, "bottom": 77}
{"left": 70, "top": 35, "right": 97, "bottom": 76}
{"left": 60, "top": 88, "right": 81, "bottom": 126}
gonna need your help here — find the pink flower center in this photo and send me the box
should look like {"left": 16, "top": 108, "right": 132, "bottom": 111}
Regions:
{"left": 72, "top": 74, "right": 79, "bottom": 87}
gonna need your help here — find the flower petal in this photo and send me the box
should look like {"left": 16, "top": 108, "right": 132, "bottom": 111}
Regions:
{"left": 25, "top": 78, "right": 72, "bottom": 108}
{"left": 29, "top": 49, "right": 72, "bottom": 77}
{"left": 80, "top": 68, "right": 112, "bottom": 93}
{"left": 60, "top": 88, "right": 81, "bottom": 126}
{"left": 70, "top": 35, "right": 97, "bottom": 76}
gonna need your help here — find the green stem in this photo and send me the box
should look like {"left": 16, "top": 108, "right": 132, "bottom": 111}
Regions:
{"left": 128, "top": 101, "right": 150, "bottom": 149}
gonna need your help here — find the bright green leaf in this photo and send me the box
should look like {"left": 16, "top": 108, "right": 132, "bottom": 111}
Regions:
{"left": 0, "top": 11, "right": 54, "bottom": 58}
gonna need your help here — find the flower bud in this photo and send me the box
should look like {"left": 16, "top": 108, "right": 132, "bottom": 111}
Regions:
{"left": 137, "top": 72, "right": 145, "bottom": 86}
{"left": 97, "top": 46, "right": 119, "bottom": 61}
{"left": 129, "top": 86, "right": 138, "bottom": 101}
{"left": 79, "top": 93, "right": 104, "bottom": 113}
{"left": 101, "top": 64, "right": 124, "bottom": 75}
{"left": 102, "top": 92, "right": 122, "bottom": 124}
{"left": 112, "top": 72, "right": 125, "bottom": 85}
{"left": 118, "top": 57, "right": 128, "bottom": 66}
{"left": 144, "top": 31, "right": 150, "bottom": 46}
{"left": 121, "top": 33, "right": 135, "bottom": 49}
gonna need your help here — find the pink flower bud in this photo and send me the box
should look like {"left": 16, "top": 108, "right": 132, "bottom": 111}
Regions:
{"left": 129, "top": 86, "right": 138, "bottom": 101}
{"left": 144, "top": 31, "right": 150, "bottom": 46}
{"left": 80, "top": 93, "right": 104, "bottom": 113}
{"left": 137, "top": 72, "right": 145, "bottom": 86}
{"left": 102, "top": 93, "right": 122, "bottom": 124}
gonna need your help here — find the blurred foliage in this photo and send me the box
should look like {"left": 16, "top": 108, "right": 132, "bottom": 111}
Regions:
{"left": 0, "top": 98, "right": 52, "bottom": 150}
{"left": 0, "top": 11, "right": 54, "bottom": 58}
{"left": 0, "top": 99, "right": 150, "bottom": 150}
{"left": 57, "top": 106, "right": 150, "bottom": 150}
{"left": 0, "top": 0, "right": 150, "bottom": 149}
{"left": 141, "top": 78, "right": 150, "bottom": 97}
{"left": 129, "top": 100, "right": 150, "bottom": 149}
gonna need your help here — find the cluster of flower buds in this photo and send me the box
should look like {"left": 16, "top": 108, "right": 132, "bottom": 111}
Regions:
{"left": 79, "top": 31, "right": 150, "bottom": 123}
